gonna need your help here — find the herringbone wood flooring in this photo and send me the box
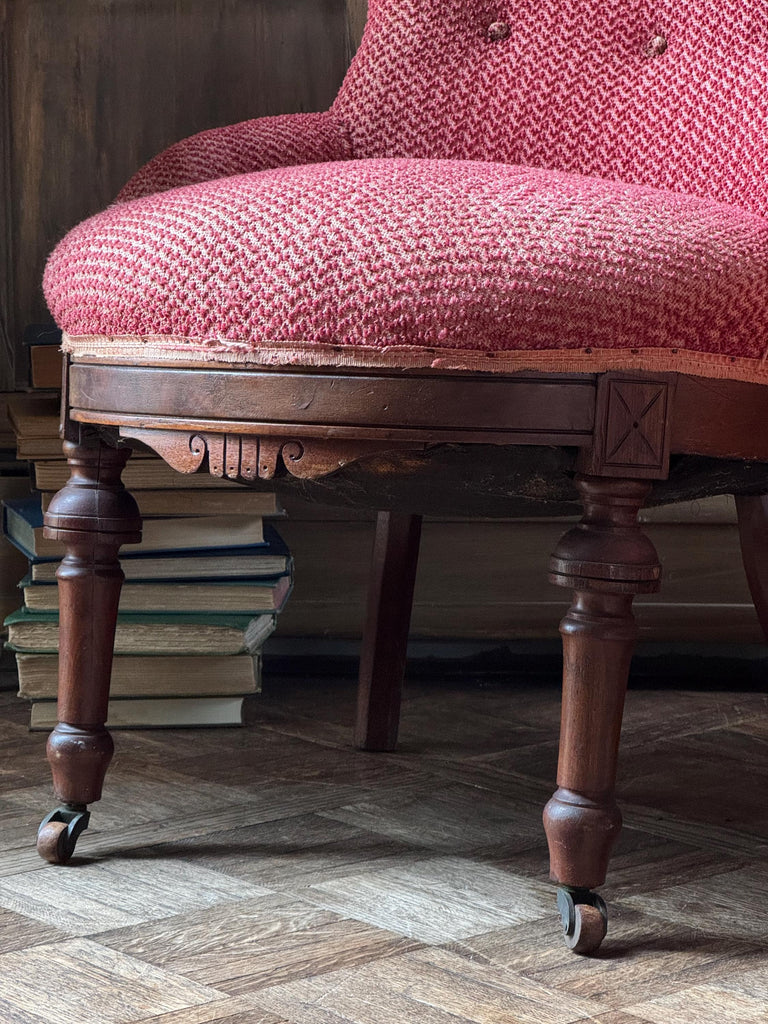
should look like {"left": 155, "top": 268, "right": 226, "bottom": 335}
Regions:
{"left": 0, "top": 657, "right": 766, "bottom": 1023}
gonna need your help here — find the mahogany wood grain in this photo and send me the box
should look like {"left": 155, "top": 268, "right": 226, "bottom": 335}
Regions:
{"left": 69, "top": 364, "right": 597, "bottom": 444}
{"left": 735, "top": 493, "right": 768, "bottom": 643}
{"left": 579, "top": 373, "right": 673, "bottom": 479}
{"left": 67, "top": 363, "right": 768, "bottom": 463}
{"left": 42, "top": 439, "right": 141, "bottom": 804}
{"left": 43, "top": 356, "right": 768, "bottom": 922}
{"left": 544, "top": 475, "right": 660, "bottom": 889}
{"left": 355, "top": 512, "right": 422, "bottom": 751}
{"left": 97, "top": 410, "right": 590, "bottom": 448}
{"left": 111, "top": 441, "right": 764, "bottom": 522}
{"left": 672, "top": 375, "right": 768, "bottom": 461}
{"left": 117, "top": 426, "right": 423, "bottom": 483}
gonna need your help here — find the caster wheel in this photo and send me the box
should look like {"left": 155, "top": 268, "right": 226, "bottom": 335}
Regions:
{"left": 565, "top": 902, "right": 607, "bottom": 954}
{"left": 37, "top": 821, "right": 74, "bottom": 865}
{"left": 557, "top": 888, "right": 608, "bottom": 955}
{"left": 36, "top": 807, "right": 90, "bottom": 865}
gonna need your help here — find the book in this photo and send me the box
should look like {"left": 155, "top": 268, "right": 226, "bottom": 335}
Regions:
{"left": 33, "top": 456, "right": 246, "bottom": 492}
{"left": 17, "top": 437, "right": 68, "bottom": 459}
{"left": 30, "top": 524, "right": 290, "bottom": 581}
{"left": 5, "top": 392, "right": 61, "bottom": 437}
{"left": 23, "top": 324, "right": 64, "bottom": 390}
{"left": 5, "top": 393, "right": 151, "bottom": 460}
{"left": 20, "top": 572, "right": 293, "bottom": 614}
{"left": 29, "top": 696, "right": 247, "bottom": 730}
{"left": 3, "top": 496, "right": 268, "bottom": 559}
{"left": 0, "top": 475, "right": 33, "bottom": 628}
{"left": 40, "top": 487, "right": 281, "bottom": 517}
{"left": 5, "top": 608, "right": 277, "bottom": 655}
{"left": 6, "top": 393, "right": 62, "bottom": 458}
{"left": 16, "top": 651, "right": 261, "bottom": 699}
{"left": 29, "top": 347, "right": 64, "bottom": 390}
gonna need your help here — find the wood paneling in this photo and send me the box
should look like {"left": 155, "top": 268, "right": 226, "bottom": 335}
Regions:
{"left": 346, "top": 0, "right": 368, "bottom": 57}
{"left": 0, "top": 0, "right": 355, "bottom": 388}
{"left": 0, "top": 6, "right": 13, "bottom": 386}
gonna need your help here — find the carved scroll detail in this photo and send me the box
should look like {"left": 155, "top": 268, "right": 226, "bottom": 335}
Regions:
{"left": 119, "top": 428, "right": 420, "bottom": 481}
{"left": 117, "top": 428, "right": 206, "bottom": 474}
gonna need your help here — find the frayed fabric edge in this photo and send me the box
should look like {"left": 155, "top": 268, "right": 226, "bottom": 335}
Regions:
{"left": 61, "top": 333, "right": 768, "bottom": 385}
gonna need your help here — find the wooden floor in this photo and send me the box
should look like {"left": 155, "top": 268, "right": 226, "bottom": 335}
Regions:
{"left": 0, "top": 656, "right": 766, "bottom": 1023}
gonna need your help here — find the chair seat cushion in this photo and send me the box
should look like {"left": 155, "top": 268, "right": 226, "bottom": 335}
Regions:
{"left": 45, "top": 158, "right": 768, "bottom": 382}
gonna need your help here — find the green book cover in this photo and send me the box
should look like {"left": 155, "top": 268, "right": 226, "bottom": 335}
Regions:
{"left": 4, "top": 607, "right": 277, "bottom": 656}
{"left": 17, "top": 571, "right": 293, "bottom": 615}
{"left": 4, "top": 607, "right": 260, "bottom": 628}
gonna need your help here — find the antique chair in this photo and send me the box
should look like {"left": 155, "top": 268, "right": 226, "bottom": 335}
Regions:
{"left": 37, "top": 0, "right": 768, "bottom": 955}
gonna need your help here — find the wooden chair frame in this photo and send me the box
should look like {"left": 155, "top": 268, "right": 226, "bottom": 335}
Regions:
{"left": 38, "top": 358, "right": 768, "bottom": 953}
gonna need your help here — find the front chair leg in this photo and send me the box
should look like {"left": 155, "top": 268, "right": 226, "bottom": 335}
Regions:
{"left": 36, "top": 439, "right": 141, "bottom": 864}
{"left": 544, "top": 475, "right": 661, "bottom": 954}
{"left": 355, "top": 512, "right": 422, "bottom": 751}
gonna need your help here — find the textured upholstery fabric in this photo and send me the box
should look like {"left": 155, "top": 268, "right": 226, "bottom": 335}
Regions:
{"left": 45, "top": 159, "right": 768, "bottom": 378}
{"left": 334, "top": 0, "right": 768, "bottom": 218}
{"left": 118, "top": 112, "right": 352, "bottom": 202}
{"left": 46, "top": 0, "right": 768, "bottom": 382}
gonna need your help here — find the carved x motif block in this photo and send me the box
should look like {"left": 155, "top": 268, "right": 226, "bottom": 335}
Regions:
{"left": 586, "top": 374, "right": 673, "bottom": 478}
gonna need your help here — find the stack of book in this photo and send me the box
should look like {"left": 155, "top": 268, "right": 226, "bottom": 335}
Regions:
{"left": 0, "top": 395, "right": 32, "bottom": 633}
{"left": 23, "top": 325, "right": 64, "bottom": 391}
{"left": 4, "top": 391, "right": 293, "bottom": 728}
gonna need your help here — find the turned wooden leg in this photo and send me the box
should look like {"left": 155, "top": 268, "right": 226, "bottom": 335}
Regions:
{"left": 735, "top": 494, "right": 768, "bottom": 642}
{"left": 544, "top": 475, "right": 661, "bottom": 953}
{"left": 355, "top": 511, "right": 422, "bottom": 751}
{"left": 36, "top": 439, "right": 141, "bottom": 864}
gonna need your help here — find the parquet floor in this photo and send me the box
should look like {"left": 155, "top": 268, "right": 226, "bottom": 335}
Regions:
{"left": 0, "top": 653, "right": 766, "bottom": 1024}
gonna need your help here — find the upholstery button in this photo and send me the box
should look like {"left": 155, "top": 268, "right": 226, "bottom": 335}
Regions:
{"left": 646, "top": 34, "right": 668, "bottom": 57}
{"left": 488, "top": 21, "right": 511, "bottom": 42}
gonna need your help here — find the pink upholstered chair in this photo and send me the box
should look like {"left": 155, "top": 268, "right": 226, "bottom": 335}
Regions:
{"left": 38, "top": 0, "right": 768, "bottom": 954}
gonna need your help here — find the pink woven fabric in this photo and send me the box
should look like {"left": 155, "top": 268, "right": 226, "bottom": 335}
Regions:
{"left": 334, "top": 0, "right": 768, "bottom": 217}
{"left": 45, "top": 0, "right": 768, "bottom": 381}
{"left": 44, "top": 159, "right": 768, "bottom": 370}
{"left": 118, "top": 112, "right": 352, "bottom": 202}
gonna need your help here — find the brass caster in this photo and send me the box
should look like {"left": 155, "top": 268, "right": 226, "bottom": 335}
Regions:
{"left": 557, "top": 887, "right": 608, "bottom": 955}
{"left": 36, "top": 807, "right": 90, "bottom": 865}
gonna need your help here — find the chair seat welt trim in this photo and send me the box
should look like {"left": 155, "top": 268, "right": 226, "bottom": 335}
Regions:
{"left": 62, "top": 335, "right": 768, "bottom": 386}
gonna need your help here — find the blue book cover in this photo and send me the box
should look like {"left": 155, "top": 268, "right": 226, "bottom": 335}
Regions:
{"left": 32, "top": 524, "right": 291, "bottom": 582}
{"left": 3, "top": 496, "right": 284, "bottom": 566}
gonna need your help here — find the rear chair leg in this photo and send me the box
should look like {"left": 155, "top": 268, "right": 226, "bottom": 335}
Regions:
{"left": 36, "top": 439, "right": 141, "bottom": 864}
{"left": 735, "top": 494, "right": 768, "bottom": 642}
{"left": 355, "top": 512, "right": 422, "bottom": 751}
{"left": 544, "top": 475, "right": 661, "bottom": 954}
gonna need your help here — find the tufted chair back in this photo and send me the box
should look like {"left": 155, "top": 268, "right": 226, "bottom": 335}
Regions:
{"left": 333, "top": 0, "right": 768, "bottom": 216}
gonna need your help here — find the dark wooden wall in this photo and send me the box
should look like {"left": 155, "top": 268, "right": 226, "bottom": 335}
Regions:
{"left": 0, "top": 0, "right": 368, "bottom": 389}
{"left": 346, "top": 0, "right": 369, "bottom": 53}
